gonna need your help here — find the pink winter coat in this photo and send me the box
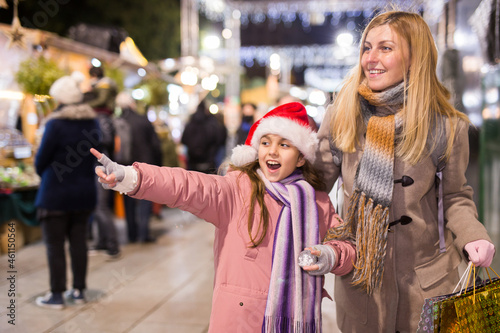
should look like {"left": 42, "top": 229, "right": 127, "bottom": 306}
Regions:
{"left": 128, "top": 163, "right": 356, "bottom": 332}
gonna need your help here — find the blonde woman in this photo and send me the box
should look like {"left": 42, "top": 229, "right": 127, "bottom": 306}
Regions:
{"left": 315, "top": 10, "right": 495, "bottom": 332}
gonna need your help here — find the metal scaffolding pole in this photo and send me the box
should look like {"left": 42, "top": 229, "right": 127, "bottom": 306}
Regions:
{"left": 224, "top": 10, "right": 241, "bottom": 101}
{"left": 181, "top": 0, "right": 199, "bottom": 57}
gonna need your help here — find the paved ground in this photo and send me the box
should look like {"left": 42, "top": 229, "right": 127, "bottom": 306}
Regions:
{"left": 0, "top": 207, "right": 340, "bottom": 333}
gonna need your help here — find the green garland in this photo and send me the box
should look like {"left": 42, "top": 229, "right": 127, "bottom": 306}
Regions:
{"left": 15, "top": 57, "right": 65, "bottom": 95}
{"left": 135, "top": 76, "right": 168, "bottom": 107}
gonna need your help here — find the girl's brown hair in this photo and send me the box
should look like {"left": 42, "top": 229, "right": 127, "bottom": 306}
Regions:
{"left": 230, "top": 159, "right": 325, "bottom": 247}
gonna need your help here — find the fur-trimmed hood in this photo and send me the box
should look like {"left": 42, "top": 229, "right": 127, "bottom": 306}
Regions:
{"left": 42, "top": 103, "right": 97, "bottom": 126}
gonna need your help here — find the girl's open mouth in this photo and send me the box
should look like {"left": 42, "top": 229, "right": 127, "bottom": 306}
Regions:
{"left": 267, "top": 161, "right": 281, "bottom": 170}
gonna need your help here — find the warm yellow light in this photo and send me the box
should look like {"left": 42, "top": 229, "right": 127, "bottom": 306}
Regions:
{"left": 0, "top": 90, "right": 24, "bottom": 100}
{"left": 120, "top": 37, "right": 148, "bottom": 67}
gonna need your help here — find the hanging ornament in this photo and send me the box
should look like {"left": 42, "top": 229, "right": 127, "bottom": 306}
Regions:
{"left": 5, "top": 0, "right": 26, "bottom": 49}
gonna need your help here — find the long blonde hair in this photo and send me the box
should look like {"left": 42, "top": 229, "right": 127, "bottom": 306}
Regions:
{"left": 329, "top": 10, "right": 469, "bottom": 164}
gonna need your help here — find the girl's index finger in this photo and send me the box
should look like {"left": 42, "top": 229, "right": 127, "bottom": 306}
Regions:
{"left": 90, "top": 148, "right": 102, "bottom": 160}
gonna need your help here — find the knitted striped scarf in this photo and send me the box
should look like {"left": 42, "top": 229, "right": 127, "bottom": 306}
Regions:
{"left": 324, "top": 81, "right": 405, "bottom": 294}
{"left": 257, "top": 169, "right": 322, "bottom": 333}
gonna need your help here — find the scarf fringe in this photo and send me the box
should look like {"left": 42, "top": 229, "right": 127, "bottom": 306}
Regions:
{"left": 323, "top": 190, "right": 390, "bottom": 294}
{"left": 323, "top": 190, "right": 361, "bottom": 243}
{"left": 263, "top": 316, "right": 321, "bottom": 333}
{"left": 351, "top": 192, "right": 389, "bottom": 294}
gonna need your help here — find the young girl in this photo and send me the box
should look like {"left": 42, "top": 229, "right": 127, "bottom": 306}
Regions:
{"left": 92, "top": 102, "right": 355, "bottom": 332}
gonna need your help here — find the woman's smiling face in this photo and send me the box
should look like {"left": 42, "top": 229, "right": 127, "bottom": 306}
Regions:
{"left": 361, "top": 24, "right": 410, "bottom": 92}
{"left": 258, "top": 134, "right": 305, "bottom": 182}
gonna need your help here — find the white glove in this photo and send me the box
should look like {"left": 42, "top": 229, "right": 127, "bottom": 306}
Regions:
{"left": 301, "top": 244, "right": 337, "bottom": 276}
{"left": 96, "top": 153, "right": 138, "bottom": 194}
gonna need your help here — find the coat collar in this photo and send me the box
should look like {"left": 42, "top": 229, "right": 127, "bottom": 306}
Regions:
{"left": 43, "top": 103, "right": 97, "bottom": 124}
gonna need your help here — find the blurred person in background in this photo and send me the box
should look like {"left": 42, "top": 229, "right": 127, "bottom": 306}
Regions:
{"left": 115, "top": 92, "right": 162, "bottom": 243}
{"left": 83, "top": 66, "right": 121, "bottom": 259}
{"left": 213, "top": 111, "right": 228, "bottom": 170}
{"left": 181, "top": 101, "right": 226, "bottom": 174}
{"left": 236, "top": 102, "right": 257, "bottom": 145}
{"left": 85, "top": 66, "right": 118, "bottom": 115}
{"left": 151, "top": 119, "right": 180, "bottom": 218}
{"left": 35, "top": 72, "right": 100, "bottom": 309}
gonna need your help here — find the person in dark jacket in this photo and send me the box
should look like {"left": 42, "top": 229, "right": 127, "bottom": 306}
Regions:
{"left": 83, "top": 67, "right": 121, "bottom": 258}
{"left": 115, "top": 92, "right": 162, "bottom": 243}
{"left": 181, "top": 101, "right": 226, "bottom": 174}
{"left": 236, "top": 102, "right": 256, "bottom": 145}
{"left": 35, "top": 72, "right": 100, "bottom": 309}
{"left": 86, "top": 66, "right": 118, "bottom": 116}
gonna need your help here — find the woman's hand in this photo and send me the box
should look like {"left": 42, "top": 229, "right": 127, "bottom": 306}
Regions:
{"left": 464, "top": 239, "right": 496, "bottom": 267}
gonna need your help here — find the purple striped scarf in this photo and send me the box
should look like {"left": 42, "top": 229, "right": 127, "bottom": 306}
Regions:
{"left": 257, "top": 169, "right": 322, "bottom": 333}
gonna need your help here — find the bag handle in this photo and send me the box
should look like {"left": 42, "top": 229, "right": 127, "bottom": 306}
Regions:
{"left": 452, "top": 262, "right": 499, "bottom": 297}
{"left": 453, "top": 261, "right": 473, "bottom": 295}
{"left": 463, "top": 264, "right": 499, "bottom": 304}
{"left": 485, "top": 266, "right": 500, "bottom": 279}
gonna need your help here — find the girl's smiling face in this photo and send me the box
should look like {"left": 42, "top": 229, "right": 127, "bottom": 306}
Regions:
{"left": 258, "top": 134, "right": 305, "bottom": 182}
{"left": 361, "top": 24, "right": 410, "bottom": 92}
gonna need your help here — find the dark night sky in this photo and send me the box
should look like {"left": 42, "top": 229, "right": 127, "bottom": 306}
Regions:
{"left": 240, "top": 13, "right": 368, "bottom": 46}
{"left": 0, "top": 0, "right": 182, "bottom": 60}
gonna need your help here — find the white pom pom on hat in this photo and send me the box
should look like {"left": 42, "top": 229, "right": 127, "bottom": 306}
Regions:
{"left": 49, "top": 72, "right": 83, "bottom": 105}
{"left": 70, "top": 71, "right": 85, "bottom": 84}
{"left": 230, "top": 102, "right": 318, "bottom": 167}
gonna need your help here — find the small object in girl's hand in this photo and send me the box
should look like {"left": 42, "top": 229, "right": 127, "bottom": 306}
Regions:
{"left": 297, "top": 250, "right": 318, "bottom": 267}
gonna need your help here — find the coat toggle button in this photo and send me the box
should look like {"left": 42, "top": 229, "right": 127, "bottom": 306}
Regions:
{"left": 394, "top": 175, "right": 414, "bottom": 187}
{"left": 388, "top": 215, "right": 413, "bottom": 231}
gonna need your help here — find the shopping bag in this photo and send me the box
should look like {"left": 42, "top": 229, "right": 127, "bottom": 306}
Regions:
{"left": 447, "top": 266, "right": 500, "bottom": 332}
{"left": 417, "top": 262, "right": 475, "bottom": 332}
{"left": 438, "top": 264, "right": 500, "bottom": 332}
{"left": 416, "top": 291, "right": 457, "bottom": 332}
{"left": 417, "top": 262, "right": 500, "bottom": 332}
{"left": 453, "top": 284, "right": 500, "bottom": 332}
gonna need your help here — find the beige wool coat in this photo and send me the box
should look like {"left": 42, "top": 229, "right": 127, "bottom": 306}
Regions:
{"left": 314, "top": 112, "right": 492, "bottom": 333}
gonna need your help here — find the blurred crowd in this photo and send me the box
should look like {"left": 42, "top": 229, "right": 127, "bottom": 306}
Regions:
{"left": 33, "top": 66, "right": 307, "bottom": 309}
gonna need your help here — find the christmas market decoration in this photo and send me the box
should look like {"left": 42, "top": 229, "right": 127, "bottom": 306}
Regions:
{"left": 135, "top": 75, "right": 168, "bottom": 107}
{"left": 3, "top": 0, "right": 26, "bottom": 49}
{"left": 15, "top": 57, "right": 65, "bottom": 96}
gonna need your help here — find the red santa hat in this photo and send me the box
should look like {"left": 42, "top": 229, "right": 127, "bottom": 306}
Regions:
{"left": 230, "top": 102, "right": 318, "bottom": 166}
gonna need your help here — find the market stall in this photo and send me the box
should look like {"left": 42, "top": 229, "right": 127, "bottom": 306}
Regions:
{"left": 0, "top": 127, "right": 41, "bottom": 253}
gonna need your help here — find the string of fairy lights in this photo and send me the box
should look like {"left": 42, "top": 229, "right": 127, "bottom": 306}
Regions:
{"left": 194, "top": 0, "right": 445, "bottom": 91}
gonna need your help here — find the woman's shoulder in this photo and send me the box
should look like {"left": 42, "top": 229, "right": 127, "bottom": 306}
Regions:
{"left": 437, "top": 111, "right": 470, "bottom": 132}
